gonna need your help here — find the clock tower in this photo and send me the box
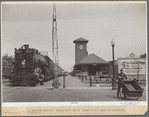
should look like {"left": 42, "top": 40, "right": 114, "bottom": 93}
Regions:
{"left": 73, "top": 37, "right": 88, "bottom": 64}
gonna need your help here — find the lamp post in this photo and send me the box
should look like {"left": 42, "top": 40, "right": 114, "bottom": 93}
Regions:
{"left": 111, "top": 39, "right": 116, "bottom": 90}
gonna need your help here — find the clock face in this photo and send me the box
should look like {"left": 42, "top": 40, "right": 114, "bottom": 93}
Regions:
{"left": 79, "top": 45, "right": 83, "bottom": 49}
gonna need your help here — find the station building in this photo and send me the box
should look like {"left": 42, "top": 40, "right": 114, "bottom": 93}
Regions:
{"left": 73, "top": 37, "right": 109, "bottom": 76}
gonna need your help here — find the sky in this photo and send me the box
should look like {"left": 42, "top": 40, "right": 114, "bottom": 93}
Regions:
{"left": 1, "top": 1, "right": 147, "bottom": 72}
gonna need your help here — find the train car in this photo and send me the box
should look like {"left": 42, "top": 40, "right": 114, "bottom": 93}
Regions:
{"left": 2, "top": 60, "right": 12, "bottom": 79}
{"left": 10, "top": 44, "right": 55, "bottom": 86}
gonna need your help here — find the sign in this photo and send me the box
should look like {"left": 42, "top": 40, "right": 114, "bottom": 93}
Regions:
{"left": 117, "top": 58, "right": 146, "bottom": 75}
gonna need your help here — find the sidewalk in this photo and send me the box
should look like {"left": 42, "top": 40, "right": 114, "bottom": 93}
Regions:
{"left": 55, "top": 75, "right": 113, "bottom": 90}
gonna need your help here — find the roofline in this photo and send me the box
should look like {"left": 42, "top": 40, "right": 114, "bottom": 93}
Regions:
{"left": 92, "top": 53, "right": 107, "bottom": 63}
{"left": 77, "top": 53, "right": 107, "bottom": 64}
{"left": 73, "top": 37, "right": 89, "bottom": 43}
{"left": 77, "top": 63, "right": 109, "bottom": 65}
{"left": 73, "top": 40, "right": 88, "bottom": 43}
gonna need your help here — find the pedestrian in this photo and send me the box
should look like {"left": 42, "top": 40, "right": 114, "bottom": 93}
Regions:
{"left": 117, "top": 69, "right": 127, "bottom": 97}
{"left": 39, "top": 74, "right": 44, "bottom": 85}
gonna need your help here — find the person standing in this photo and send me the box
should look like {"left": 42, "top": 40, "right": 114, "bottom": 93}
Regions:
{"left": 117, "top": 69, "right": 127, "bottom": 97}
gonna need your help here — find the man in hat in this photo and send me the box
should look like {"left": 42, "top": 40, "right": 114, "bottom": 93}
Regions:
{"left": 117, "top": 69, "right": 127, "bottom": 97}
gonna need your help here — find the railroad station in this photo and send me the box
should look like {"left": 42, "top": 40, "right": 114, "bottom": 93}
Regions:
{"left": 73, "top": 37, "right": 109, "bottom": 76}
{"left": 2, "top": 3, "right": 147, "bottom": 104}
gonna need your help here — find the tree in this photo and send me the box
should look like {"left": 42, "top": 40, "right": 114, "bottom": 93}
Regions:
{"left": 2, "top": 54, "right": 14, "bottom": 67}
{"left": 140, "top": 53, "right": 146, "bottom": 58}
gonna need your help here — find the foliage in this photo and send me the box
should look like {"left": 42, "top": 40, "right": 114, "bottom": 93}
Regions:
{"left": 140, "top": 53, "right": 146, "bottom": 58}
{"left": 2, "top": 54, "right": 14, "bottom": 66}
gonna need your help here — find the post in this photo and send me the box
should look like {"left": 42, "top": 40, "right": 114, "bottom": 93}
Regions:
{"left": 53, "top": 76, "right": 59, "bottom": 89}
{"left": 96, "top": 71, "right": 98, "bottom": 84}
{"left": 85, "top": 75, "right": 87, "bottom": 80}
{"left": 96, "top": 77, "right": 98, "bottom": 84}
{"left": 82, "top": 75, "right": 84, "bottom": 82}
{"left": 90, "top": 76, "right": 92, "bottom": 86}
{"left": 63, "top": 74, "right": 66, "bottom": 88}
{"left": 111, "top": 39, "right": 116, "bottom": 90}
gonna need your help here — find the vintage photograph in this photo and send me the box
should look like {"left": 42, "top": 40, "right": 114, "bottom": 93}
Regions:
{"left": 1, "top": 1, "right": 147, "bottom": 115}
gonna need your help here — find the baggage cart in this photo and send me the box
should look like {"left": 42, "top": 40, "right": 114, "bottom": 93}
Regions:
{"left": 119, "top": 78, "right": 144, "bottom": 100}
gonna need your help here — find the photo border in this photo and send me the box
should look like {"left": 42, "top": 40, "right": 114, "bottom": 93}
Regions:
{"left": 1, "top": 1, "right": 148, "bottom": 116}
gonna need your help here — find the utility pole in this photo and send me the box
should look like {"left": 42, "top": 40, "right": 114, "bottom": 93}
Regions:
{"left": 52, "top": 4, "right": 59, "bottom": 89}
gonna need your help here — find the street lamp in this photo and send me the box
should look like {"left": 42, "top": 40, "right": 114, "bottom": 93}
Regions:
{"left": 111, "top": 39, "right": 116, "bottom": 90}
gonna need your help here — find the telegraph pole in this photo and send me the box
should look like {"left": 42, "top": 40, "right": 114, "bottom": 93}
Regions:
{"left": 52, "top": 4, "right": 59, "bottom": 89}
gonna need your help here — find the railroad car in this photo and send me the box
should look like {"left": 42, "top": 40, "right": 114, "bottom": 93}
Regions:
{"left": 2, "top": 60, "right": 12, "bottom": 79}
{"left": 10, "top": 44, "right": 55, "bottom": 86}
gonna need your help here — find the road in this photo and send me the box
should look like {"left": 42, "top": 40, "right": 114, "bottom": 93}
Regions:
{"left": 2, "top": 75, "right": 146, "bottom": 102}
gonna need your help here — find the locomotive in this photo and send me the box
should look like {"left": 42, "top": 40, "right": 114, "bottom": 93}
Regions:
{"left": 10, "top": 44, "right": 55, "bottom": 86}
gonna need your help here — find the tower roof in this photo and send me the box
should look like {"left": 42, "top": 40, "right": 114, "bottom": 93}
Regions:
{"left": 77, "top": 53, "right": 107, "bottom": 65}
{"left": 73, "top": 37, "right": 88, "bottom": 43}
